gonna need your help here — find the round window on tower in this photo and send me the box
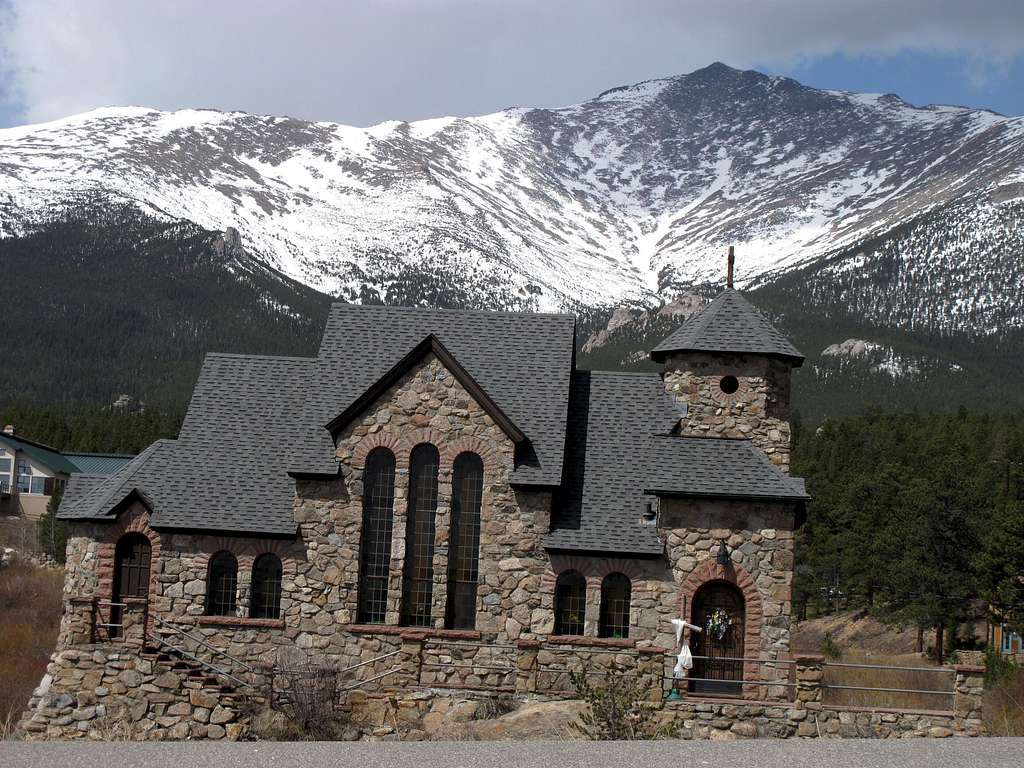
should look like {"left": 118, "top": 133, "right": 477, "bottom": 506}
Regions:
{"left": 719, "top": 375, "right": 740, "bottom": 395}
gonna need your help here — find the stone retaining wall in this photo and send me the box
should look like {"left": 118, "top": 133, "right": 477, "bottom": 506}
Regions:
{"left": 18, "top": 644, "right": 248, "bottom": 741}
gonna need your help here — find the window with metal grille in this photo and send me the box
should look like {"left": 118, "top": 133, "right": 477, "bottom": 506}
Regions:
{"left": 250, "top": 553, "right": 283, "bottom": 619}
{"left": 598, "top": 572, "right": 631, "bottom": 638}
{"left": 206, "top": 550, "right": 238, "bottom": 616}
{"left": 400, "top": 444, "right": 439, "bottom": 627}
{"left": 554, "top": 570, "right": 586, "bottom": 636}
{"left": 357, "top": 447, "right": 396, "bottom": 624}
{"left": 444, "top": 452, "right": 483, "bottom": 630}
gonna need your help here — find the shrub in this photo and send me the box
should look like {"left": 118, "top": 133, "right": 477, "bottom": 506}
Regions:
{"left": 0, "top": 562, "right": 64, "bottom": 738}
{"left": 569, "top": 667, "right": 675, "bottom": 740}
{"left": 821, "top": 632, "right": 843, "bottom": 660}
{"left": 985, "top": 646, "right": 1019, "bottom": 687}
{"left": 984, "top": 665, "right": 1024, "bottom": 737}
{"left": 260, "top": 648, "right": 348, "bottom": 740}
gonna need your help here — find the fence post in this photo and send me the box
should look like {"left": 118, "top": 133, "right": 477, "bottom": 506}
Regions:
{"left": 952, "top": 664, "right": 984, "bottom": 724}
{"left": 516, "top": 639, "right": 540, "bottom": 694}
{"left": 398, "top": 631, "right": 426, "bottom": 688}
{"left": 637, "top": 646, "right": 668, "bottom": 702}
{"left": 794, "top": 654, "right": 824, "bottom": 710}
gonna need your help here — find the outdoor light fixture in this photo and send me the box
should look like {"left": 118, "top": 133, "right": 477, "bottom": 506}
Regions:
{"left": 642, "top": 501, "right": 656, "bottom": 523}
{"left": 715, "top": 540, "right": 731, "bottom": 566}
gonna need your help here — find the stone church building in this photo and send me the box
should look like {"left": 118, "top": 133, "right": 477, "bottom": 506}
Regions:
{"left": 28, "top": 285, "right": 810, "bottom": 738}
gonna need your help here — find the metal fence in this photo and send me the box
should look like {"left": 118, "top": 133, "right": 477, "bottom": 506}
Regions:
{"left": 822, "top": 660, "right": 956, "bottom": 712}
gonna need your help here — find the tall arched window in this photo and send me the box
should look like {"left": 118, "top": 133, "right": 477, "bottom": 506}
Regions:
{"left": 444, "top": 452, "right": 483, "bottom": 630}
{"left": 250, "top": 553, "right": 283, "bottom": 619}
{"left": 206, "top": 551, "right": 238, "bottom": 616}
{"left": 598, "top": 573, "right": 631, "bottom": 638}
{"left": 401, "top": 444, "right": 440, "bottom": 627}
{"left": 357, "top": 447, "right": 396, "bottom": 624}
{"left": 554, "top": 569, "right": 586, "bottom": 636}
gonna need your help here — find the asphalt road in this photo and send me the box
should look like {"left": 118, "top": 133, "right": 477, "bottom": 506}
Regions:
{"left": 2, "top": 739, "right": 1022, "bottom": 768}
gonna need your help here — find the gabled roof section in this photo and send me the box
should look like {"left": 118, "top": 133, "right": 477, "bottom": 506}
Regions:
{"left": 0, "top": 433, "right": 79, "bottom": 475}
{"left": 59, "top": 353, "right": 313, "bottom": 535}
{"left": 291, "top": 305, "right": 576, "bottom": 485}
{"left": 325, "top": 334, "right": 526, "bottom": 444}
{"left": 650, "top": 289, "right": 804, "bottom": 365}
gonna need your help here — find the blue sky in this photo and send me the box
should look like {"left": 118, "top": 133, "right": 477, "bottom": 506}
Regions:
{"left": 774, "top": 52, "right": 1024, "bottom": 117}
{"left": 1, "top": 1, "right": 1022, "bottom": 128}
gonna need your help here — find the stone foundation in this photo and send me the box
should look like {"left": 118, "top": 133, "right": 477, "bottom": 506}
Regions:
{"left": 18, "top": 644, "right": 249, "bottom": 741}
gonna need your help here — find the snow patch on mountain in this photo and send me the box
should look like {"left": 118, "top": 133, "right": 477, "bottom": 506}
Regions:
{"left": 1, "top": 63, "right": 1023, "bottom": 317}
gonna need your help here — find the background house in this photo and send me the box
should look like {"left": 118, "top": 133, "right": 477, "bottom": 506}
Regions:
{"left": 0, "top": 425, "right": 133, "bottom": 521}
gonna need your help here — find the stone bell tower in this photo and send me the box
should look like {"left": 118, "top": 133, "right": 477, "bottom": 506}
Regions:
{"left": 650, "top": 248, "right": 804, "bottom": 472}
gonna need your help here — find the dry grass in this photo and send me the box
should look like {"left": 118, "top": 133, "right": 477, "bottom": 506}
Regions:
{"left": 984, "top": 667, "right": 1024, "bottom": 736}
{"left": 821, "top": 652, "right": 956, "bottom": 712}
{"left": 0, "top": 559, "right": 64, "bottom": 738}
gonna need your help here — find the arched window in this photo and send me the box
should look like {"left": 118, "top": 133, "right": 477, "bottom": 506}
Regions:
{"left": 250, "top": 553, "right": 283, "bottom": 620}
{"left": 357, "top": 447, "right": 396, "bottom": 624}
{"left": 401, "top": 444, "right": 440, "bottom": 627}
{"left": 444, "top": 452, "right": 483, "bottom": 630}
{"left": 206, "top": 551, "right": 238, "bottom": 616}
{"left": 111, "top": 533, "right": 151, "bottom": 637}
{"left": 598, "top": 573, "right": 631, "bottom": 638}
{"left": 554, "top": 570, "right": 586, "bottom": 636}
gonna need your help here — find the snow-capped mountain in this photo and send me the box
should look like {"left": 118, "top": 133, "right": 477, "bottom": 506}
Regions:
{"left": 1, "top": 62, "right": 1023, "bottom": 316}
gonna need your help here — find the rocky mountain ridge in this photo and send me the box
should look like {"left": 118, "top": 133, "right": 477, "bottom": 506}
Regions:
{"left": 2, "top": 63, "right": 1022, "bottom": 327}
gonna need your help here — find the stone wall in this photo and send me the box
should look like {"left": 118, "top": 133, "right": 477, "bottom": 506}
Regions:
{"left": 20, "top": 628, "right": 248, "bottom": 741}
{"left": 661, "top": 352, "right": 793, "bottom": 470}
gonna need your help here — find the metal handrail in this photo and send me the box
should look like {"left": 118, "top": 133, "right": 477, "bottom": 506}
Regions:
{"left": 421, "top": 662, "right": 515, "bottom": 673}
{"left": 688, "top": 655, "right": 796, "bottom": 665}
{"left": 94, "top": 601, "right": 128, "bottom": 629}
{"left": 151, "top": 615, "right": 257, "bottom": 675}
{"left": 823, "top": 683, "right": 954, "bottom": 696}
{"left": 334, "top": 650, "right": 402, "bottom": 676}
{"left": 669, "top": 676, "right": 799, "bottom": 688}
{"left": 146, "top": 633, "right": 253, "bottom": 690}
{"left": 823, "top": 661, "right": 955, "bottom": 673}
{"left": 341, "top": 667, "right": 404, "bottom": 692}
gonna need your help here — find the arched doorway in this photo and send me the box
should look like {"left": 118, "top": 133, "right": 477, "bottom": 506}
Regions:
{"left": 111, "top": 533, "right": 151, "bottom": 637}
{"left": 690, "top": 580, "right": 745, "bottom": 695}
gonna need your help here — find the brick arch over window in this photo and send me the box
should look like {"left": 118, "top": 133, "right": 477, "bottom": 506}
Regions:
{"left": 441, "top": 436, "right": 502, "bottom": 472}
{"left": 94, "top": 504, "right": 162, "bottom": 641}
{"left": 352, "top": 433, "right": 407, "bottom": 469}
{"left": 541, "top": 556, "right": 646, "bottom": 588}
{"left": 678, "top": 558, "right": 763, "bottom": 686}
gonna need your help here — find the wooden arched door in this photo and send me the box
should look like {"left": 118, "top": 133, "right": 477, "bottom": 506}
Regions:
{"left": 690, "top": 581, "right": 745, "bottom": 695}
{"left": 111, "top": 533, "right": 151, "bottom": 636}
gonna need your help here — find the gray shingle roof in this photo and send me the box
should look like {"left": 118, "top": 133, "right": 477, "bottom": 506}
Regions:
{"left": 650, "top": 289, "right": 804, "bottom": 364}
{"left": 544, "top": 371, "right": 673, "bottom": 555}
{"left": 643, "top": 437, "right": 810, "bottom": 501}
{"left": 544, "top": 370, "right": 807, "bottom": 555}
{"left": 58, "top": 354, "right": 313, "bottom": 535}
{"left": 58, "top": 304, "right": 806, "bottom": 544}
{"left": 291, "top": 305, "right": 576, "bottom": 486}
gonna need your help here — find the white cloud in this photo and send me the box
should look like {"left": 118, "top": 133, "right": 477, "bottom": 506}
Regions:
{"left": 1, "top": 0, "right": 1023, "bottom": 125}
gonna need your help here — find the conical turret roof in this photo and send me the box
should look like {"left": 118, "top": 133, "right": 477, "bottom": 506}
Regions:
{"left": 650, "top": 289, "right": 803, "bottom": 365}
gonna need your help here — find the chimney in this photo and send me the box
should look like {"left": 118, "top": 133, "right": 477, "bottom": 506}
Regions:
{"left": 2, "top": 425, "right": 13, "bottom": 435}
{"left": 727, "top": 246, "right": 735, "bottom": 289}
